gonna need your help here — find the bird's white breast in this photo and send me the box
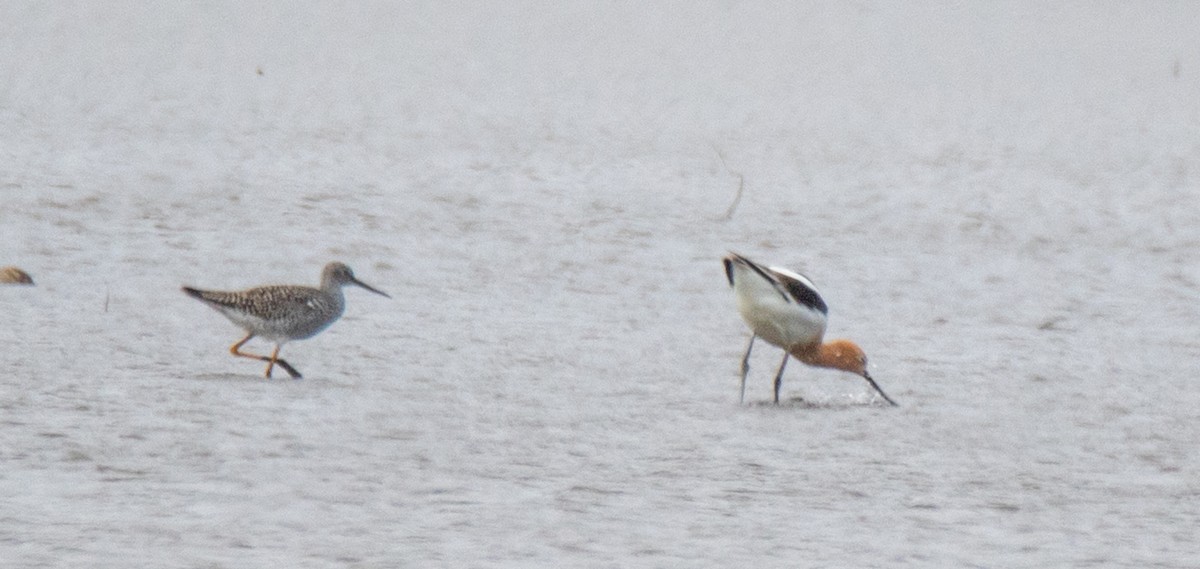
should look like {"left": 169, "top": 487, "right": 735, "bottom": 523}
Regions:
{"left": 730, "top": 263, "right": 826, "bottom": 348}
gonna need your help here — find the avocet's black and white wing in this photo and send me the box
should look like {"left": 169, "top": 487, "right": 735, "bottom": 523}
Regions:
{"left": 765, "top": 265, "right": 828, "bottom": 315}
{"left": 725, "top": 252, "right": 828, "bottom": 314}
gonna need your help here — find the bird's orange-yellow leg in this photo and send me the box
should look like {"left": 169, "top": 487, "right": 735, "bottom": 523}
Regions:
{"left": 229, "top": 333, "right": 263, "bottom": 360}
{"left": 265, "top": 344, "right": 282, "bottom": 378}
{"left": 228, "top": 333, "right": 273, "bottom": 377}
{"left": 228, "top": 334, "right": 303, "bottom": 379}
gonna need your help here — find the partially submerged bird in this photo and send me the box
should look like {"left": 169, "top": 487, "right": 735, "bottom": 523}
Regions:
{"left": 183, "top": 262, "right": 390, "bottom": 378}
{"left": 0, "top": 266, "right": 34, "bottom": 285}
{"left": 723, "top": 252, "right": 897, "bottom": 406}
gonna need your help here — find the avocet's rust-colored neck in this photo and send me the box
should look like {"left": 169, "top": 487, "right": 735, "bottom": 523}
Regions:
{"left": 789, "top": 339, "right": 868, "bottom": 376}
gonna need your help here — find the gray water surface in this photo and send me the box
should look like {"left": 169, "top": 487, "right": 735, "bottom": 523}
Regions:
{"left": 2, "top": 3, "right": 1198, "bottom": 567}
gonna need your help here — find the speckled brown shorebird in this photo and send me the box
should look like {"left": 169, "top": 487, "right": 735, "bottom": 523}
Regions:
{"left": 0, "top": 266, "right": 34, "bottom": 285}
{"left": 183, "top": 262, "right": 390, "bottom": 379}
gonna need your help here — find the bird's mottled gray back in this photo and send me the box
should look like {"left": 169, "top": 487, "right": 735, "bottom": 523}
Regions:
{"left": 182, "top": 284, "right": 346, "bottom": 341}
{"left": 184, "top": 285, "right": 340, "bottom": 320}
{"left": 183, "top": 262, "right": 386, "bottom": 345}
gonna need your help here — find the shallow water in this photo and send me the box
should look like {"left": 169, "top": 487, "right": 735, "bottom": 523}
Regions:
{"left": 3, "top": 2, "right": 1199, "bottom": 567}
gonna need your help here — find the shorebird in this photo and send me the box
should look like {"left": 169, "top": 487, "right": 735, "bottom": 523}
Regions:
{"left": 182, "top": 262, "right": 390, "bottom": 378}
{"left": 723, "top": 252, "right": 897, "bottom": 406}
{"left": 0, "top": 266, "right": 34, "bottom": 285}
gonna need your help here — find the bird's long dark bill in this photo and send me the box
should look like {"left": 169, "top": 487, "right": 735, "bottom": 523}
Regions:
{"left": 353, "top": 278, "right": 391, "bottom": 298}
{"left": 863, "top": 372, "right": 899, "bottom": 407}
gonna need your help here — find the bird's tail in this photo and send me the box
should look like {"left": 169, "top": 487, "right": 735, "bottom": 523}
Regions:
{"left": 181, "top": 286, "right": 206, "bottom": 300}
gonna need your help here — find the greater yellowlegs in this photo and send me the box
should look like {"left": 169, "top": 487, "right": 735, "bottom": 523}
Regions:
{"left": 723, "top": 253, "right": 897, "bottom": 406}
{"left": 183, "top": 261, "right": 390, "bottom": 378}
{"left": 0, "top": 266, "right": 34, "bottom": 285}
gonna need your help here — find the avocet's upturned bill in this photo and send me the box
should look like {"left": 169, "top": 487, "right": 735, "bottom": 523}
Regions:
{"left": 723, "top": 252, "right": 897, "bottom": 406}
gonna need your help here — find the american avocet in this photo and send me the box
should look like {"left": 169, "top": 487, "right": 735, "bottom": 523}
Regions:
{"left": 183, "top": 262, "right": 390, "bottom": 379}
{"left": 723, "top": 252, "right": 897, "bottom": 406}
